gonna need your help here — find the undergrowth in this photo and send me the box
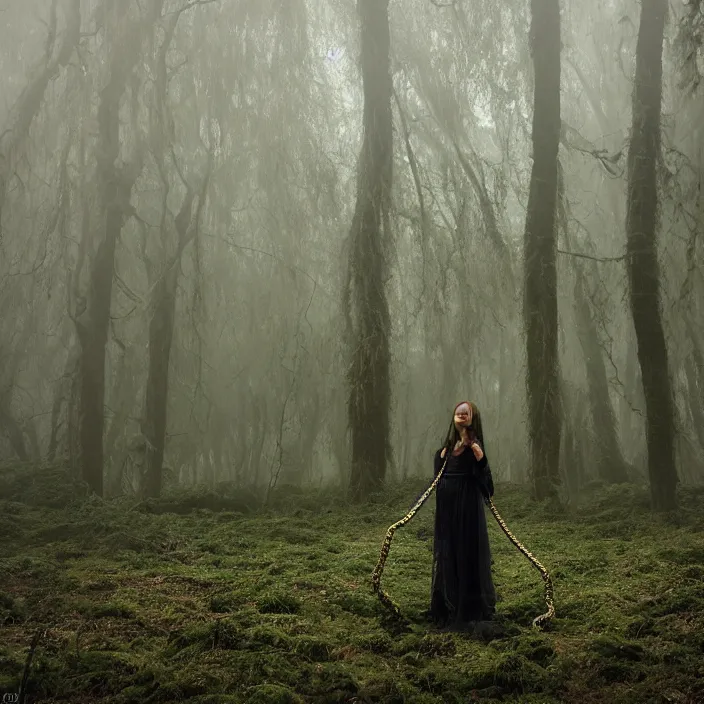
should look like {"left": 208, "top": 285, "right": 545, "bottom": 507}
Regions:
{"left": 1, "top": 463, "right": 703, "bottom": 703}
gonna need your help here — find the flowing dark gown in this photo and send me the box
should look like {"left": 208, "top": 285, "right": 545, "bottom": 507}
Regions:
{"left": 429, "top": 445, "right": 496, "bottom": 629}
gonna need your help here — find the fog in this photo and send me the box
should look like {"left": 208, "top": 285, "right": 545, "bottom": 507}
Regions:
{"left": 0, "top": 0, "right": 702, "bottom": 509}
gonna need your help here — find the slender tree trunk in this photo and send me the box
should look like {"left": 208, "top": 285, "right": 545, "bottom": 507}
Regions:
{"left": 626, "top": 0, "right": 677, "bottom": 511}
{"left": 76, "top": 7, "right": 149, "bottom": 496}
{"left": 250, "top": 402, "right": 267, "bottom": 483}
{"left": 140, "top": 10, "right": 198, "bottom": 499}
{"left": 523, "top": 0, "right": 562, "bottom": 501}
{"left": 141, "top": 180, "right": 202, "bottom": 498}
{"left": 344, "top": 0, "right": 393, "bottom": 500}
{"left": 47, "top": 388, "right": 64, "bottom": 463}
{"left": 76, "top": 114, "right": 129, "bottom": 494}
{"left": 298, "top": 395, "right": 322, "bottom": 485}
{"left": 104, "top": 342, "right": 140, "bottom": 496}
{"left": 67, "top": 358, "right": 81, "bottom": 474}
{"left": 141, "top": 268, "right": 179, "bottom": 498}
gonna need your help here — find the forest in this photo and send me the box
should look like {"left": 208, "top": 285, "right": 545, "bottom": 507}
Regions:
{"left": 1, "top": 0, "right": 703, "bottom": 702}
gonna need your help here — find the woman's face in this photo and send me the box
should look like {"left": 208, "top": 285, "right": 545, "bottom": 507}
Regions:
{"left": 454, "top": 403, "right": 472, "bottom": 430}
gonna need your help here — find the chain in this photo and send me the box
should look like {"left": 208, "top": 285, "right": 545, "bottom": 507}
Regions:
{"left": 371, "top": 453, "right": 555, "bottom": 629}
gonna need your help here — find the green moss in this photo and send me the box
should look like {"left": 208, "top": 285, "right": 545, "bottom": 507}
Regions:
{"left": 331, "top": 590, "right": 379, "bottom": 617}
{"left": 210, "top": 592, "right": 241, "bottom": 613}
{"left": 257, "top": 592, "right": 302, "bottom": 614}
{"left": 292, "top": 635, "right": 331, "bottom": 660}
{"left": 246, "top": 684, "right": 303, "bottom": 704}
{"left": 1, "top": 473, "right": 703, "bottom": 704}
{"left": 589, "top": 635, "right": 645, "bottom": 661}
{"left": 352, "top": 631, "right": 392, "bottom": 653}
{"left": 91, "top": 601, "right": 137, "bottom": 619}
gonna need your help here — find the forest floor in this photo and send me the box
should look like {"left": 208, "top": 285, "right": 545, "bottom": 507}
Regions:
{"left": 1, "top": 465, "right": 704, "bottom": 704}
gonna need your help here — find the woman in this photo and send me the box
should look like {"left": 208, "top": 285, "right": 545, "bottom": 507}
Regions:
{"left": 429, "top": 401, "right": 496, "bottom": 630}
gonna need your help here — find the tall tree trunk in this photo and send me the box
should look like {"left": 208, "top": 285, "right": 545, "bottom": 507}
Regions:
{"left": 293, "top": 393, "right": 322, "bottom": 485}
{"left": 141, "top": 187, "right": 200, "bottom": 498}
{"left": 103, "top": 337, "right": 141, "bottom": 496}
{"left": 626, "top": 0, "right": 677, "bottom": 511}
{"left": 141, "top": 267, "right": 179, "bottom": 498}
{"left": 344, "top": 0, "right": 393, "bottom": 500}
{"left": 66, "top": 357, "right": 82, "bottom": 474}
{"left": 75, "top": 8, "right": 148, "bottom": 496}
{"left": 523, "top": 0, "right": 562, "bottom": 501}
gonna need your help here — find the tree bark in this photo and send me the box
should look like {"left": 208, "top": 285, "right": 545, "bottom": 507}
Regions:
{"left": 75, "top": 7, "right": 149, "bottom": 496}
{"left": 625, "top": 0, "right": 677, "bottom": 511}
{"left": 523, "top": 0, "right": 562, "bottom": 501}
{"left": 141, "top": 266, "right": 179, "bottom": 498}
{"left": 141, "top": 190, "right": 198, "bottom": 499}
{"left": 344, "top": 0, "right": 393, "bottom": 500}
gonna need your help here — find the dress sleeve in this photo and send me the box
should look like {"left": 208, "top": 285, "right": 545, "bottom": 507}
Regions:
{"left": 476, "top": 454, "right": 494, "bottom": 501}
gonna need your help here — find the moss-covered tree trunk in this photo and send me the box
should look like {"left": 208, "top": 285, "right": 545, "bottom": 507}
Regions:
{"left": 523, "top": 0, "right": 562, "bottom": 501}
{"left": 344, "top": 0, "right": 393, "bottom": 500}
{"left": 626, "top": 0, "right": 677, "bottom": 511}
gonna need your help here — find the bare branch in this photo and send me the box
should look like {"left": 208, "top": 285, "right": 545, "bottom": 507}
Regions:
{"left": 557, "top": 248, "right": 625, "bottom": 263}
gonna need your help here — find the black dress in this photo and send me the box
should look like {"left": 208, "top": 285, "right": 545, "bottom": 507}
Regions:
{"left": 429, "top": 445, "right": 496, "bottom": 629}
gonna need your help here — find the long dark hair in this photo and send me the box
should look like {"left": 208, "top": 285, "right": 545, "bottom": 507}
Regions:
{"left": 441, "top": 401, "right": 485, "bottom": 453}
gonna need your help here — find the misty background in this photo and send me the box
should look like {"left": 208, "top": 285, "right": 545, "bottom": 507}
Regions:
{"left": 0, "top": 0, "right": 702, "bottom": 509}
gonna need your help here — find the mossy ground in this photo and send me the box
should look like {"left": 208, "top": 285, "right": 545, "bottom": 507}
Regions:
{"left": 1, "top": 465, "right": 704, "bottom": 703}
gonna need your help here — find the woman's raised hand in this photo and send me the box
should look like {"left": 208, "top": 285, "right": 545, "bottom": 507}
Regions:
{"left": 470, "top": 442, "right": 484, "bottom": 461}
